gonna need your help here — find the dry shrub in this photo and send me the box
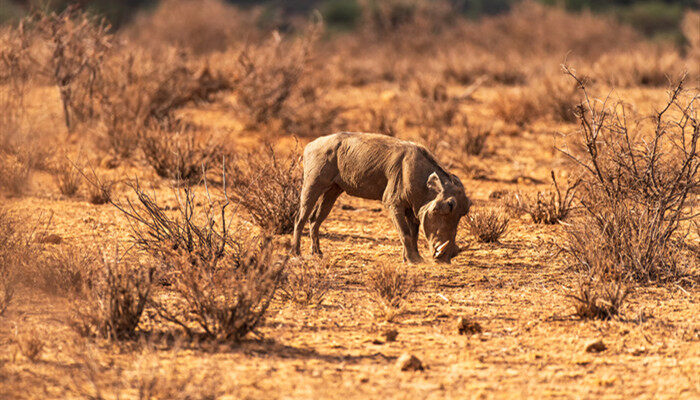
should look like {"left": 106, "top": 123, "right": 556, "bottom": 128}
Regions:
{"left": 70, "top": 250, "right": 154, "bottom": 340}
{"left": 125, "top": 0, "right": 256, "bottom": 54}
{"left": 593, "top": 45, "right": 689, "bottom": 88}
{"left": 110, "top": 174, "right": 285, "bottom": 342}
{"left": 561, "top": 66, "right": 699, "bottom": 284}
{"left": 80, "top": 167, "right": 115, "bottom": 205}
{"left": 152, "top": 238, "right": 285, "bottom": 341}
{"left": 110, "top": 178, "right": 239, "bottom": 269}
{"left": 510, "top": 172, "right": 580, "bottom": 224}
{"left": 140, "top": 119, "right": 221, "bottom": 182}
{"left": 52, "top": 158, "right": 82, "bottom": 197}
{"left": 569, "top": 275, "right": 630, "bottom": 320}
{"left": 279, "top": 257, "right": 335, "bottom": 306}
{"left": 96, "top": 48, "right": 231, "bottom": 158}
{"left": 365, "top": 264, "right": 419, "bottom": 309}
{"left": 682, "top": 11, "right": 700, "bottom": 67}
{"left": 13, "top": 329, "right": 45, "bottom": 362}
{"left": 29, "top": 7, "right": 112, "bottom": 130}
{"left": 0, "top": 209, "right": 39, "bottom": 315}
{"left": 236, "top": 23, "right": 320, "bottom": 130}
{"left": 37, "top": 245, "right": 96, "bottom": 297}
{"left": 227, "top": 145, "right": 302, "bottom": 235}
{"left": 467, "top": 208, "right": 509, "bottom": 243}
{"left": 465, "top": 1, "right": 638, "bottom": 60}
{"left": 0, "top": 155, "right": 32, "bottom": 196}
{"left": 493, "top": 75, "right": 579, "bottom": 126}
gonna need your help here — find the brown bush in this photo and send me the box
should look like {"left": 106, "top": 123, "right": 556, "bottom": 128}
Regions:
{"left": 227, "top": 145, "right": 302, "bottom": 235}
{"left": 37, "top": 245, "right": 96, "bottom": 297}
{"left": 510, "top": 172, "right": 580, "bottom": 224}
{"left": 467, "top": 208, "right": 509, "bottom": 243}
{"left": 365, "top": 263, "right": 420, "bottom": 309}
{"left": 593, "top": 45, "right": 689, "bottom": 88}
{"left": 492, "top": 75, "right": 579, "bottom": 126}
{"left": 0, "top": 209, "right": 39, "bottom": 315}
{"left": 125, "top": 0, "right": 256, "bottom": 54}
{"left": 151, "top": 238, "right": 286, "bottom": 341}
{"left": 52, "top": 158, "right": 82, "bottom": 197}
{"left": 569, "top": 275, "right": 629, "bottom": 320}
{"left": 95, "top": 48, "right": 231, "bottom": 158}
{"left": 30, "top": 7, "right": 112, "bottom": 131}
{"left": 236, "top": 23, "right": 320, "bottom": 130}
{"left": 13, "top": 329, "right": 45, "bottom": 362}
{"left": 140, "top": 119, "right": 222, "bottom": 182}
{"left": 0, "top": 155, "right": 32, "bottom": 196}
{"left": 279, "top": 257, "right": 335, "bottom": 306}
{"left": 70, "top": 250, "right": 154, "bottom": 340}
{"left": 561, "top": 66, "right": 699, "bottom": 284}
{"left": 110, "top": 176, "right": 239, "bottom": 270}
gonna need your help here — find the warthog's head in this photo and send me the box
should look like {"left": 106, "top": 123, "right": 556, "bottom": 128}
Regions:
{"left": 419, "top": 172, "right": 471, "bottom": 263}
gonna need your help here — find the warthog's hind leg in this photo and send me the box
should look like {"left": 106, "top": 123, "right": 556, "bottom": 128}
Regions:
{"left": 309, "top": 184, "right": 343, "bottom": 256}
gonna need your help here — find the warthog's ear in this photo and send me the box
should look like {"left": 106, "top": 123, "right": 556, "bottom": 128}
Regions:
{"left": 427, "top": 172, "right": 443, "bottom": 193}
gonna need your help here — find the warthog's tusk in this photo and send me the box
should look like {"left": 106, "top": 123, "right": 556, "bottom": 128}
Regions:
{"left": 434, "top": 241, "right": 449, "bottom": 258}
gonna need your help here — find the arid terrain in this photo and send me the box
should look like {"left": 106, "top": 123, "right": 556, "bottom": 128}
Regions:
{"left": 1, "top": 1, "right": 699, "bottom": 399}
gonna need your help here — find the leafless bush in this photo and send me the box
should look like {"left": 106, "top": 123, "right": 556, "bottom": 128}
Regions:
{"left": 560, "top": 66, "right": 699, "bottom": 284}
{"left": 467, "top": 208, "right": 509, "bottom": 243}
{"left": 95, "top": 49, "right": 231, "bottom": 158}
{"left": 151, "top": 238, "right": 286, "bottom": 341}
{"left": 140, "top": 119, "right": 221, "bottom": 182}
{"left": 227, "top": 145, "right": 302, "bottom": 235}
{"left": 52, "top": 158, "right": 82, "bottom": 197}
{"left": 593, "top": 45, "right": 689, "bottom": 88}
{"left": 125, "top": 0, "right": 257, "bottom": 54}
{"left": 13, "top": 328, "right": 45, "bottom": 362}
{"left": 30, "top": 7, "right": 112, "bottom": 130}
{"left": 70, "top": 250, "right": 154, "bottom": 340}
{"left": 79, "top": 166, "right": 115, "bottom": 205}
{"left": 236, "top": 24, "right": 320, "bottom": 130}
{"left": 365, "top": 264, "right": 419, "bottom": 309}
{"left": 279, "top": 257, "right": 335, "bottom": 306}
{"left": 37, "top": 245, "right": 96, "bottom": 297}
{"left": 569, "top": 275, "right": 629, "bottom": 320}
{"left": 0, "top": 155, "right": 31, "bottom": 196}
{"left": 510, "top": 172, "right": 580, "bottom": 224}
{"left": 0, "top": 209, "right": 39, "bottom": 315}
{"left": 109, "top": 177, "right": 239, "bottom": 270}
{"left": 492, "top": 75, "right": 579, "bottom": 126}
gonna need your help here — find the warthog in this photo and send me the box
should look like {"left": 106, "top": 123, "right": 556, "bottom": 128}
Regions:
{"left": 292, "top": 132, "right": 471, "bottom": 263}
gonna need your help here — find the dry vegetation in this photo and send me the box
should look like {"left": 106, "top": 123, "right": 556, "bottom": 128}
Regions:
{"left": 0, "top": 0, "right": 698, "bottom": 398}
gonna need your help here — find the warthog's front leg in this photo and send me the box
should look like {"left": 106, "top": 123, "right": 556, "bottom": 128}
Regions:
{"left": 388, "top": 206, "right": 423, "bottom": 264}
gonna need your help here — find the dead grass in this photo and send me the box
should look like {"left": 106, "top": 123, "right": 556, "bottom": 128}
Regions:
{"left": 509, "top": 172, "right": 580, "bottom": 224}
{"left": 561, "top": 67, "right": 699, "bottom": 284}
{"left": 70, "top": 249, "right": 154, "bottom": 340}
{"left": 140, "top": 119, "right": 221, "bottom": 182}
{"left": 152, "top": 238, "right": 286, "bottom": 341}
{"left": 279, "top": 257, "right": 335, "bottom": 307}
{"left": 466, "top": 208, "right": 509, "bottom": 243}
{"left": 52, "top": 158, "right": 82, "bottom": 197}
{"left": 227, "top": 144, "right": 302, "bottom": 235}
{"left": 365, "top": 263, "right": 420, "bottom": 309}
{"left": 0, "top": 209, "right": 39, "bottom": 315}
{"left": 13, "top": 328, "right": 45, "bottom": 362}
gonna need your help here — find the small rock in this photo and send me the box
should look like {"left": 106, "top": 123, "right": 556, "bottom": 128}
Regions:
{"left": 384, "top": 329, "right": 398, "bottom": 342}
{"left": 585, "top": 339, "right": 607, "bottom": 353}
{"left": 396, "top": 353, "right": 424, "bottom": 371}
{"left": 340, "top": 204, "right": 356, "bottom": 210}
{"left": 457, "top": 316, "right": 483, "bottom": 335}
{"left": 37, "top": 233, "right": 62, "bottom": 244}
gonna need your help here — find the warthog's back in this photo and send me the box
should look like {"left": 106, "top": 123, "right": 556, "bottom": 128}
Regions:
{"left": 304, "top": 132, "right": 411, "bottom": 201}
